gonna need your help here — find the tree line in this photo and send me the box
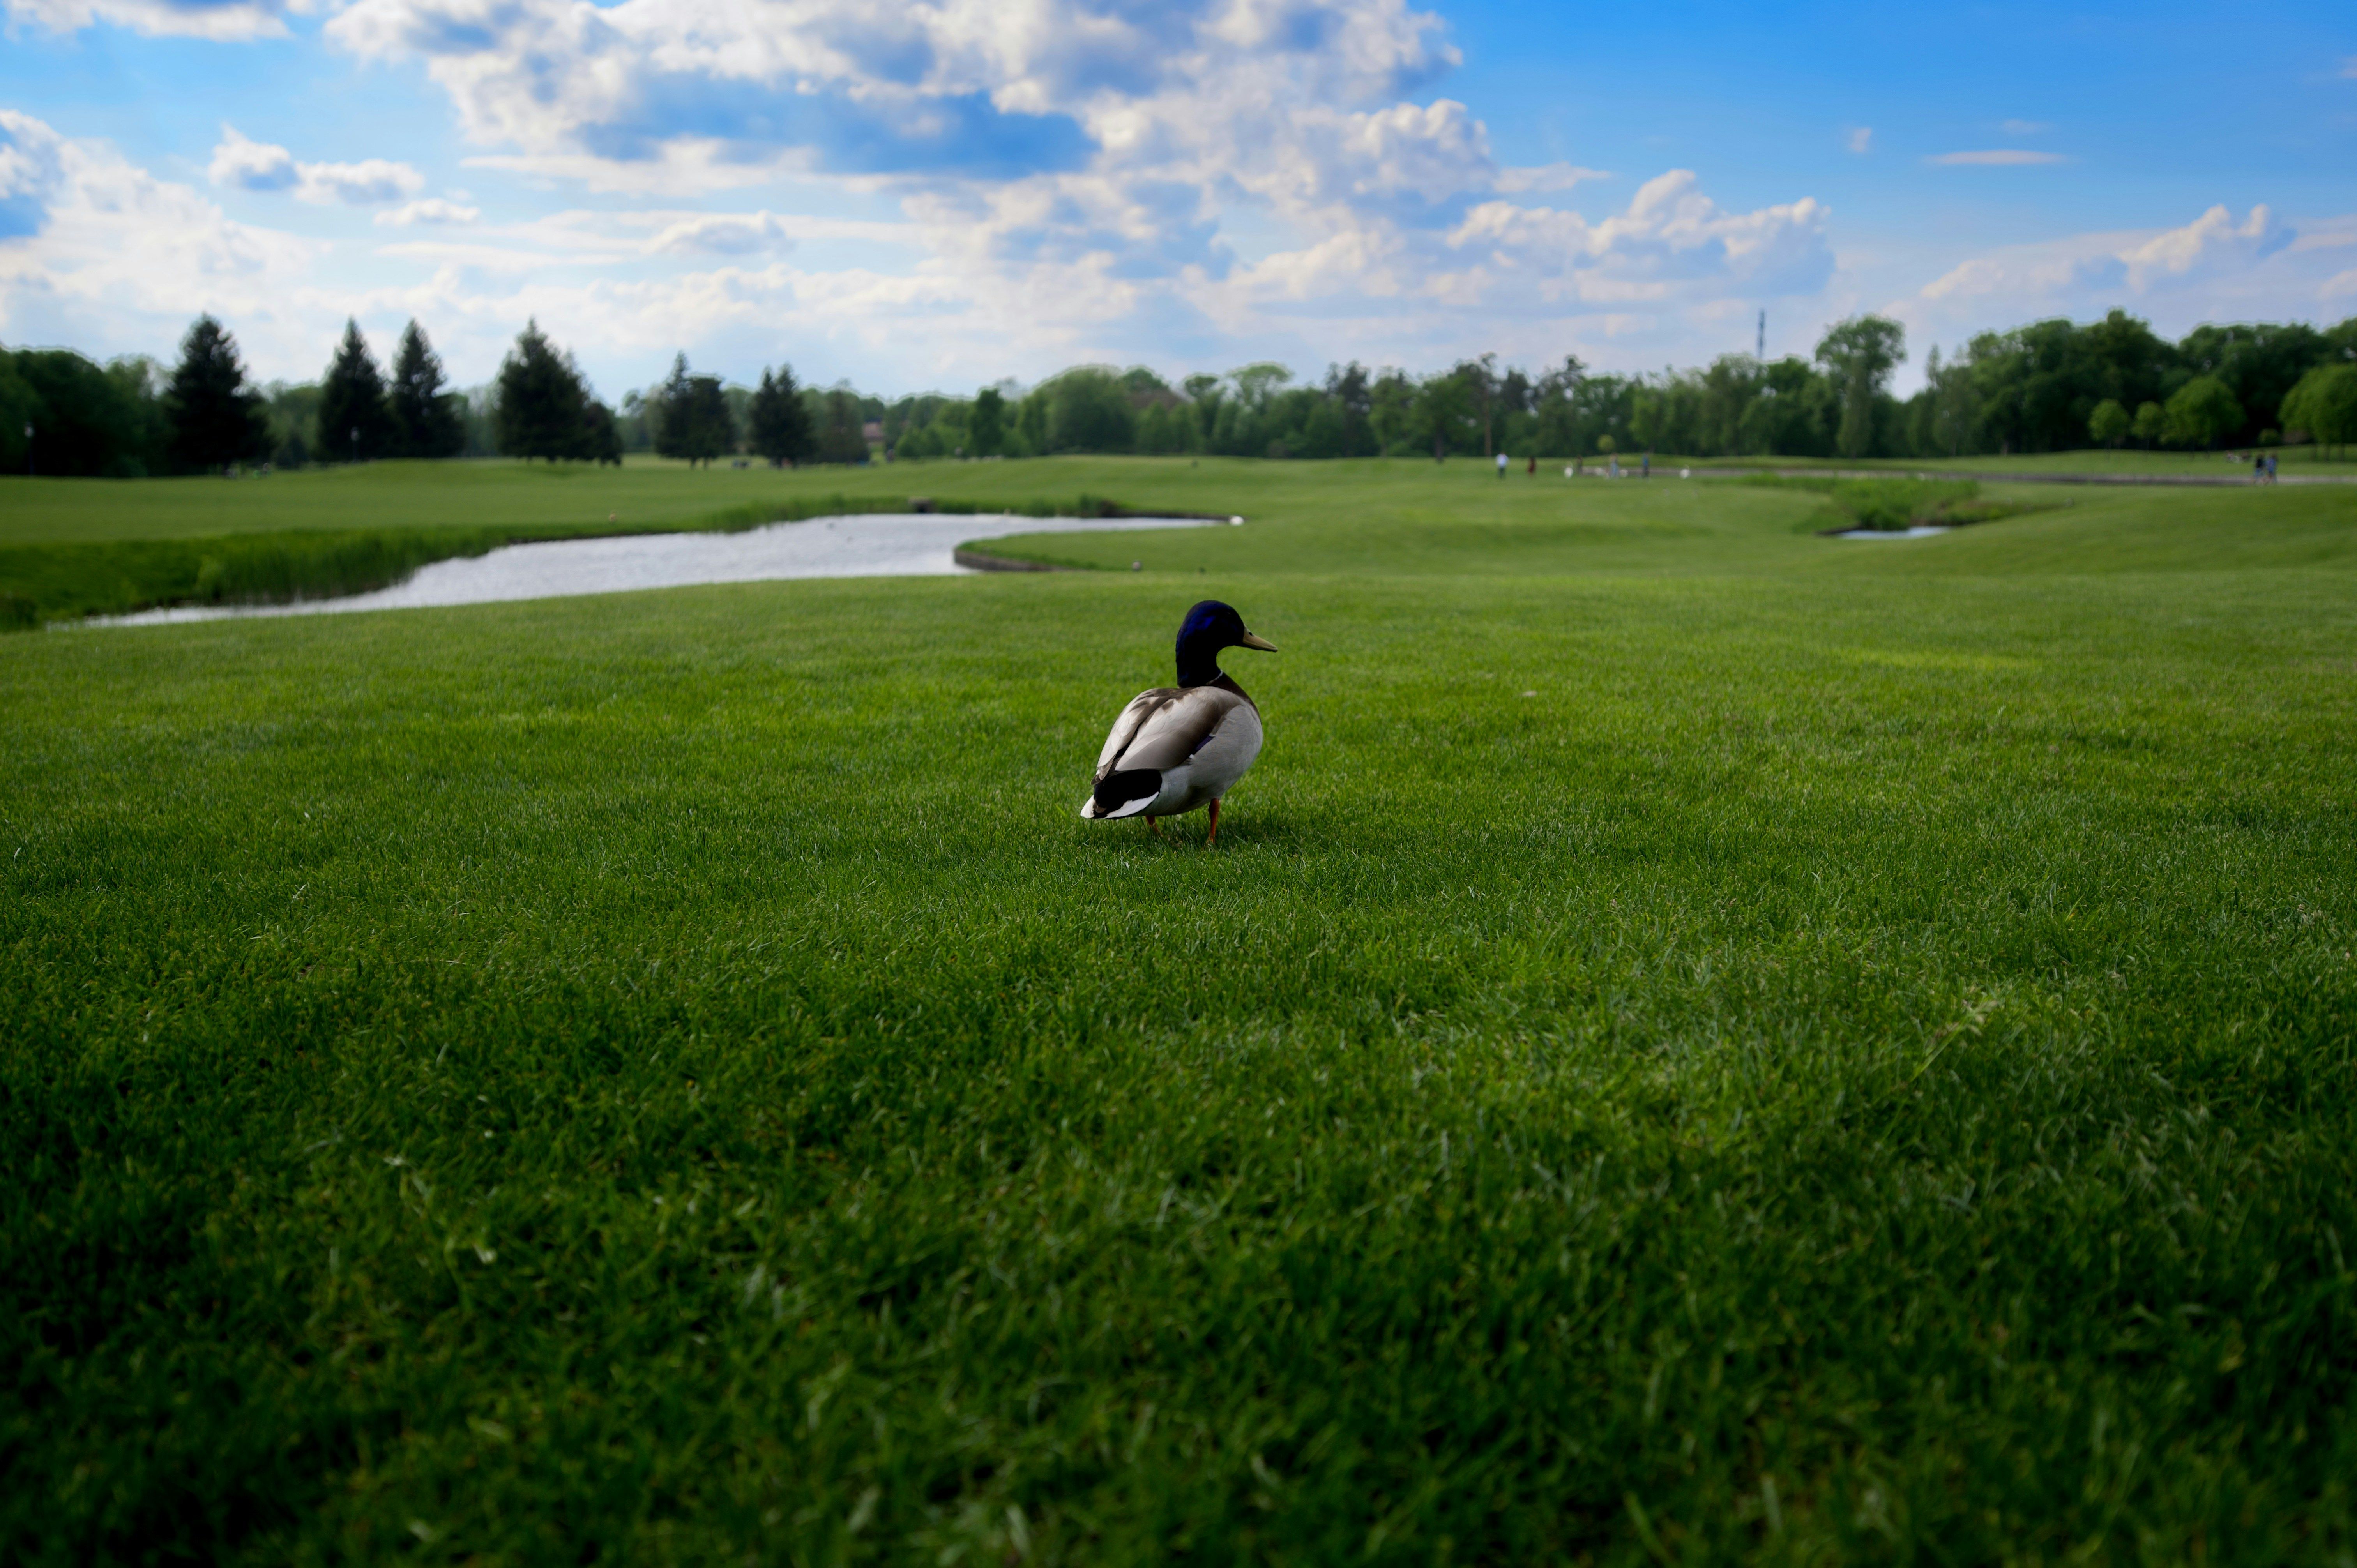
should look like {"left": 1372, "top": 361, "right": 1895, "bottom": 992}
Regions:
{"left": 8, "top": 307, "right": 2355, "bottom": 480}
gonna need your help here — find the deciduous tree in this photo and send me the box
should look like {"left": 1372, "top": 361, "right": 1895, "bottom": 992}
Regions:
{"left": 2280, "top": 363, "right": 2357, "bottom": 457}
{"left": 2163, "top": 376, "right": 2241, "bottom": 450}
{"left": 1815, "top": 315, "right": 1906, "bottom": 459}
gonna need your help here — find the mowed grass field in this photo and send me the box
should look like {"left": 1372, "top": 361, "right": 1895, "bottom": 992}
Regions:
{"left": 5, "top": 461, "right": 2357, "bottom": 1564}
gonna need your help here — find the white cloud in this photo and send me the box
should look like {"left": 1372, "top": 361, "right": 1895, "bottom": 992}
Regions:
{"left": 209, "top": 126, "right": 425, "bottom": 205}
{"left": 1926, "top": 149, "right": 2067, "bottom": 166}
{"left": 2118, "top": 203, "right": 2290, "bottom": 288}
{"left": 0, "top": 110, "right": 328, "bottom": 367}
{"left": 374, "top": 197, "right": 481, "bottom": 226}
{"left": 643, "top": 210, "right": 793, "bottom": 255}
{"left": 1845, "top": 127, "right": 1872, "bottom": 155}
{"left": 1920, "top": 204, "right": 2293, "bottom": 305}
{"left": 2, "top": 0, "right": 301, "bottom": 39}
{"left": 1890, "top": 202, "right": 2355, "bottom": 368}
{"left": 306, "top": 0, "right": 1843, "bottom": 374}
{"left": 1493, "top": 162, "right": 1609, "bottom": 193}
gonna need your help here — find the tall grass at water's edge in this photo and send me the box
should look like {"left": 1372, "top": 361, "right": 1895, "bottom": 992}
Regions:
{"left": 0, "top": 492, "right": 1141, "bottom": 627}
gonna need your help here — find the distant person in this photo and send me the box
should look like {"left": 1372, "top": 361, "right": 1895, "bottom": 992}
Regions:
{"left": 1608, "top": 456, "right": 1620, "bottom": 479}
{"left": 2267, "top": 453, "right": 2278, "bottom": 484}
{"left": 2255, "top": 452, "right": 2265, "bottom": 484}
{"left": 1496, "top": 452, "right": 1509, "bottom": 479}
{"left": 1641, "top": 453, "right": 1651, "bottom": 479}
{"left": 1527, "top": 454, "right": 1536, "bottom": 475}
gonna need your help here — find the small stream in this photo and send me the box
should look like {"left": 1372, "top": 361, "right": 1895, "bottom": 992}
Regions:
{"left": 93, "top": 513, "right": 1223, "bottom": 626}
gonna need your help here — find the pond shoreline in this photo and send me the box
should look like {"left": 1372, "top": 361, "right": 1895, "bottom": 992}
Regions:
{"left": 76, "top": 512, "right": 1223, "bottom": 627}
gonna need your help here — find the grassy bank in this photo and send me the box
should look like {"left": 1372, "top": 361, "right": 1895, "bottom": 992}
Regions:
{"left": 0, "top": 487, "right": 1142, "bottom": 625}
{"left": 5, "top": 463, "right": 2357, "bottom": 1561}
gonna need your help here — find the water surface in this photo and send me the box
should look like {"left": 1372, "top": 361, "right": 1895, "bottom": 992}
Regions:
{"left": 96, "top": 513, "right": 1219, "bottom": 626}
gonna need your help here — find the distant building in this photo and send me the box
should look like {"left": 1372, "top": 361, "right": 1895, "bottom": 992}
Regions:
{"left": 861, "top": 421, "right": 883, "bottom": 444}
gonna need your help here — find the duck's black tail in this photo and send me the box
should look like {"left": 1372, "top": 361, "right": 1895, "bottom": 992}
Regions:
{"left": 1092, "top": 768, "right": 1162, "bottom": 819}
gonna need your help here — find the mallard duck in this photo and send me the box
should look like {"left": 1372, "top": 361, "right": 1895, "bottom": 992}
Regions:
{"left": 1081, "top": 600, "right": 1277, "bottom": 845}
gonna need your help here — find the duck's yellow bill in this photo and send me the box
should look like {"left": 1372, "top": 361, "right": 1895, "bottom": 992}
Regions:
{"left": 1239, "top": 631, "right": 1279, "bottom": 652}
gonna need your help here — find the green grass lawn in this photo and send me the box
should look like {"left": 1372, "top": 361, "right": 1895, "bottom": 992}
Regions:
{"left": 1671, "top": 449, "right": 2357, "bottom": 478}
{"left": 5, "top": 460, "right": 2356, "bottom": 1563}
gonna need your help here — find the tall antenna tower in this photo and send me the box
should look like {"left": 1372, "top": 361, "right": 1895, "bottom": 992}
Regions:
{"left": 1756, "top": 309, "right": 1766, "bottom": 362}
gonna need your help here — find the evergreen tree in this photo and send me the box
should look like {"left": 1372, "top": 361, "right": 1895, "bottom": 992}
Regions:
{"left": 651, "top": 353, "right": 734, "bottom": 465}
{"left": 583, "top": 400, "right": 625, "bottom": 466}
{"left": 748, "top": 365, "right": 812, "bottom": 465}
{"left": 164, "top": 315, "right": 271, "bottom": 473}
{"left": 813, "top": 389, "right": 870, "bottom": 464}
{"left": 386, "top": 320, "right": 465, "bottom": 459}
{"left": 317, "top": 319, "right": 391, "bottom": 463}
{"left": 494, "top": 320, "right": 593, "bottom": 461}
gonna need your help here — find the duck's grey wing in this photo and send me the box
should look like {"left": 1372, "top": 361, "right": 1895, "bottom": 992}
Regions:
{"left": 1094, "top": 687, "right": 1182, "bottom": 780}
{"left": 1110, "top": 687, "right": 1245, "bottom": 773}
{"left": 1083, "top": 687, "right": 1246, "bottom": 820}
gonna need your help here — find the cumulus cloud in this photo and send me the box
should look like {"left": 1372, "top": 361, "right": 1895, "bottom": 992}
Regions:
{"left": 209, "top": 127, "right": 425, "bottom": 205}
{"left": 1926, "top": 149, "right": 2067, "bottom": 166}
{"left": 374, "top": 197, "right": 481, "bottom": 226}
{"left": 1889, "top": 202, "right": 2357, "bottom": 367}
{"left": 1921, "top": 204, "right": 2295, "bottom": 308}
{"left": 1845, "top": 127, "right": 1872, "bottom": 155}
{"left": 643, "top": 210, "right": 793, "bottom": 255}
{"left": 1436, "top": 170, "right": 1832, "bottom": 302}
{"left": 3, "top": 0, "right": 302, "bottom": 39}
{"left": 0, "top": 110, "right": 327, "bottom": 365}
{"left": 2119, "top": 203, "right": 2291, "bottom": 287}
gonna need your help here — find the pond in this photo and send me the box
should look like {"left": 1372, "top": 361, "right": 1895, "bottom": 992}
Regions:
{"left": 94, "top": 513, "right": 1223, "bottom": 626}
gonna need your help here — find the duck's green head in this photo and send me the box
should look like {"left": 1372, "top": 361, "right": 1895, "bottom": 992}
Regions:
{"left": 1176, "top": 600, "right": 1276, "bottom": 687}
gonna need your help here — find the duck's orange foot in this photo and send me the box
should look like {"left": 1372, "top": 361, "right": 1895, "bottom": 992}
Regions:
{"left": 1207, "top": 798, "right": 1222, "bottom": 847}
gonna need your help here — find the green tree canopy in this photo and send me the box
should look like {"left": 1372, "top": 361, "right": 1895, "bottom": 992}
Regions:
{"left": 317, "top": 319, "right": 391, "bottom": 463}
{"left": 1815, "top": 315, "right": 1906, "bottom": 459}
{"left": 1045, "top": 369, "right": 1135, "bottom": 452}
{"left": 2131, "top": 400, "right": 2166, "bottom": 446}
{"left": 968, "top": 387, "right": 1005, "bottom": 456}
{"left": 2088, "top": 399, "right": 2131, "bottom": 447}
{"left": 747, "top": 365, "right": 812, "bottom": 465}
{"left": 494, "top": 321, "right": 594, "bottom": 461}
{"left": 386, "top": 320, "right": 466, "bottom": 459}
{"left": 810, "top": 389, "right": 869, "bottom": 464}
{"left": 4, "top": 348, "right": 165, "bottom": 477}
{"left": 164, "top": 315, "right": 271, "bottom": 473}
{"left": 2163, "top": 376, "right": 2242, "bottom": 450}
{"left": 2279, "top": 363, "right": 2357, "bottom": 457}
{"left": 652, "top": 353, "right": 735, "bottom": 465}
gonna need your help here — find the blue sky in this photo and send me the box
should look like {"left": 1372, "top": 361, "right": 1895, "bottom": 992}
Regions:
{"left": 2, "top": 0, "right": 2352, "bottom": 399}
